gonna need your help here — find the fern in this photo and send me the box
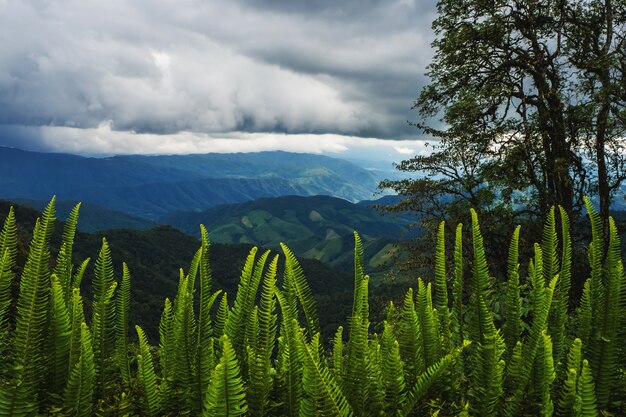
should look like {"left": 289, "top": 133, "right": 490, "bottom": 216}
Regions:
{"left": 299, "top": 332, "right": 353, "bottom": 417}
{"left": 91, "top": 238, "right": 118, "bottom": 399}
{"left": 589, "top": 216, "right": 623, "bottom": 407}
{"left": 434, "top": 221, "right": 451, "bottom": 351}
{"left": 416, "top": 278, "right": 441, "bottom": 367}
{"left": 49, "top": 274, "right": 71, "bottom": 392}
{"left": 136, "top": 325, "right": 162, "bottom": 417}
{"left": 453, "top": 223, "right": 464, "bottom": 345}
{"left": 0, "top": 197, "right": 56, "bottom": 415}
{"left": 281, "top": 243, "right": 320, "bottom": 338}
{"left": 116, "top": 262, "right": 131, "bottom": 387}
{"left": 332, "top": 326, "right": 344, "bottom": 388}
{"left": 63, "top": 322, "right": 95, "bottom": 417}
{"left": 381, "top": 321, "right": 406, "bottom": 414}
{"left": 551, "top": 207, "right": 572, "bottom": 364}
{"left": 0, "top": 207, "right": 17, "bottom": 352}
{"left": 195, "top": 226, "right": 216, "bottom": 411}
{"left": 397, "top": 288, "right": 424, "bottom": 387}
{"left": 401, "top": 340, "right": 470, "bottom": 417}
{"left": 536, "top": 332, "right": 555, "bottom": 417}
{"left": 204, "top": 336, "right": 248, "bottom": 417}
{"left": 247, "top": 255, "right": 278, "bottom": 417}
{"left": 224, "top": 247, "right": 261, "bottom": 357}
{"left": 504, "top": 225, "right": 522, "bottom": 358}
{"left": 55, "top": 203, "right": 80, "bottom": 302}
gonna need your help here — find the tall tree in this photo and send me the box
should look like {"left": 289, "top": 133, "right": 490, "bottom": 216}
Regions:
{"left": 382, "top": 0, "right": 625, "bottom": 233}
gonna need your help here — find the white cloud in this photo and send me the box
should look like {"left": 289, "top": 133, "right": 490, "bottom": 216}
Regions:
{"left": 0, "top": 0, "right": 436, "bottom": 147}
{"left": 0, "top": 124, "right": 429, "bottom": 162}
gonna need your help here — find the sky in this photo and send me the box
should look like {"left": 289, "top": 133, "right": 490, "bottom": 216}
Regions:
{"left": 0, "top": 0, "right": 437, "bottom": 162}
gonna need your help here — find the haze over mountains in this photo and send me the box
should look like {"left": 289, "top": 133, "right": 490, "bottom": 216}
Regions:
{"left": 0, "top": 147, "right": 383, "bottom": 219}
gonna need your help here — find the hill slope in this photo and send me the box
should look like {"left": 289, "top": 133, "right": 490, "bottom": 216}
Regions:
{"left": 161, "top": 195, "right": 413, "bottom": 273}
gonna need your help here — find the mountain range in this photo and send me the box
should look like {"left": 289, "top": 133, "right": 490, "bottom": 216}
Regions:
{"left": 0, "top": 147, "right": 383, "bottom": 219}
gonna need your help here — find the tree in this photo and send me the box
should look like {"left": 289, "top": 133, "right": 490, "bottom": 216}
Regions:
{"left": 382, "top": 0, "right": 625, "bottom": 238}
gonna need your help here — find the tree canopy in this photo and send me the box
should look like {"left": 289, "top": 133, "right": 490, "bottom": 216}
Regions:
{"left": 382, "top": 0, "right": 625, "bottom": 233}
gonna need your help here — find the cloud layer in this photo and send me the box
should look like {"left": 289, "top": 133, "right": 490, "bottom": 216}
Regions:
{"left": 0, "top": 0, "right": 436, "bottom": 155}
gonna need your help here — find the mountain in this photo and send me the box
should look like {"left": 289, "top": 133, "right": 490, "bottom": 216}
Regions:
{"left": 0, "top": 147, "right": 382, "bottom": 219}
{"left": 160, "top": 195, "right": 414, "bottom": 274}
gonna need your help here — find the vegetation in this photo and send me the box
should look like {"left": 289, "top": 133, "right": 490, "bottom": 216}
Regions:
{"left": 381, "top": 0, "right": 625, "bottom": 249}
{"left": 0, "top": 196, "right": 624, "bottom": 416}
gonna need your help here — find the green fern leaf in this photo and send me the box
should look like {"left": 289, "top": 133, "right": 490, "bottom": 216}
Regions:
{"left": 281, "top": 243, "right": 320, "bottom": 338}
{"left": 398, "top": 288, "right": 424, "bottom": 387}
{"left": 2, "top": 197, "right": 56, "bottom": 414}
{"left": 401, "top": 340, "right": 470, "bottom": 417}
{"left": 63, "top": 322, "right": 95, "bottom": 417}
{"left": 49, "top": 274, "right": 71, "bottom": 392}
{"left": 299, "top": 332, "right": 353, "bottom": 417}
{"left": 381, "top": 322, "right": 406, "bottom": 414}
{"left": 116, "top": 263, "right": 131, "bottom": 387}
{"left": 434, "top": 221, "right": 451, "bottom": 351}
{"left": 203, "top": 336, "right": 248, "bottom": 417}
{"left": 0, "top": 206, "right": 18, "bottom": 342}
{"left": 136, "top": 325, "right": 162, "bottom": 417}
{"left": 504, "top": 225, "right": 522, "bottom": 358}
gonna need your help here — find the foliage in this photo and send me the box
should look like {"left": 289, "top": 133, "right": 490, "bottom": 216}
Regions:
{"left": 381, "top": 0, "right": 625, "bottom": 224}
{"left": 0, "top": 197, "right": 624, "bottom": 416}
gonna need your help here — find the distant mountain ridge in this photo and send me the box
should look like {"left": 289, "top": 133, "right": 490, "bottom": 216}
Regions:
{"left": 0, "top": 147, "right": 381, "bottom": 218}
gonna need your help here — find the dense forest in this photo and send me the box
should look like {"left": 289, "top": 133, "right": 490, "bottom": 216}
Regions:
{"left": 0, "top": 197, "right": 623, "bottom": 416}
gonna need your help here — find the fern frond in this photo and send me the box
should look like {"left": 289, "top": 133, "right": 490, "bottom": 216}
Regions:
{"left": 577, "top": 360, "right": 598, "bottom": 417}
{"left": 56, "top": 203, "right": 80, "bottom": 302}
{"left": 71, "top": 258, "right": 90, "bottom": 290}
{"left": 549, "top": 206, "right": 571, "bottom": 363}
{"left": 4, "top": 197, "right": 56, "bottom": 412}
{"left": 401, "top": 340, "right": 470, "bottom": 417}
{"left": 116, "top": 263, "right": 131, "bottom": 387}
{"left": 453, "top": 223, "right": 464, "bottom": 344}
{"left": 63, "top": 322, "right": 95, "bottom": 417}
{"left": 224, "top": 246, "right": 261, "bottom": 356}
{"left": 299, "top": 332, "right": 353, "bottom": 417}
{"left": 577, "top": 279, "right": 592, "bottom": 347}
{"left": 536, "top": 332, "right": 555, "bottom": 417}
{"left": 0, "top": 206, "right": 17, "bottom": 340}
{"left": 281, "top": 243, "right": 320, "bottom": 338}
{"left": 352, "top": 232, "right": 365, "bottom": 319}
{"left": 416, "top": 278, "right": 441, "bottom": 366}
{"left": 398, "top": 288, "right": 424, "bottom": 387}
{"left": 195, "top": 226, "right": 215, "bottom": 411}
{"left": 589, "top": 216, "right": 622, "bottom": 407}
{"left": 469, "top": 209, "right": 497, "bottom": 344}
{"left": 332, "top": 326, "right": 344, "bottom": 388}
{"left": 49, "top": 275, "right": 71, "bottom": 392}
{"left": 434, "top": 221, "right": 451, "bottom": 351}
{"left": 214, "top": 292, "right": 229, "bottom": 343}
{"left": 91, "top": 238, "right": 117, "bottom": 398}
{"left": 136, "top": 325, "right": 162, "bottom": 417}
{"left": 381, "top": 322, "right": 406, "bottom": 413}
{"left": 203, "top": 336, "right": 248, "bottom": 417}
{"left": 504, "top": 225, "right": 522, "bottom": 358}
{"left": 345, "top": 277, "right": 370, "bottom": 415}
{"left": 247, "top": 255, "right": 278, "bottom": 417}
{"left": 557, "top": 338, "right": 582, "bottom": 417}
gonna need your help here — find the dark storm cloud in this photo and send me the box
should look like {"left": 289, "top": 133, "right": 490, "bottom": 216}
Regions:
{"left": 0, "top": 0, "right": 437, "bottom": 153}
